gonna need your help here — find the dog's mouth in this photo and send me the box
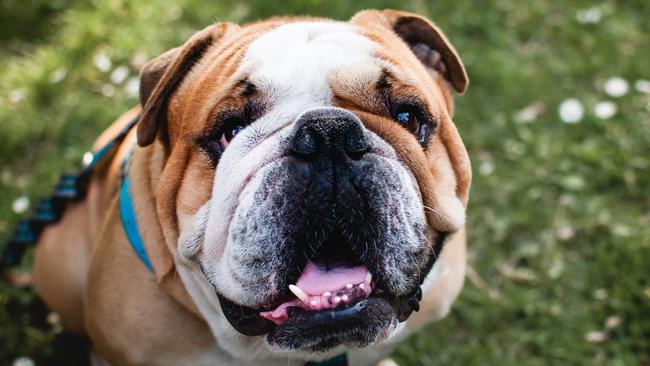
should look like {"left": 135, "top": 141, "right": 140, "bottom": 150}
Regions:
{"left": 214, "top": 232, "right": 448, "bottom": 351}
{"left": 216, "top": 260, "right": 413, "bottom": 352}
{"left": 260, "top": 261, "right": 374, "bottom": 324}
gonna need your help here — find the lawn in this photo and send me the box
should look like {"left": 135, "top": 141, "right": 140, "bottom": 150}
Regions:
{"left": 1, "top": 0, "right": 649, "bottom": 365}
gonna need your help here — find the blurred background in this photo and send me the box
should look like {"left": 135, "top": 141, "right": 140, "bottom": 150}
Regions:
{"left": 1, "top": 0, "right": 649, "bottom": 365}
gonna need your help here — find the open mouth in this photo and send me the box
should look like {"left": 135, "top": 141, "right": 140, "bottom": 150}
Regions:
{"left": 261, "top": 260, "right": 406, "bottom": 351}
{"left": 214, "top": 232, "right": 448, "bottom": 351}
{"left": 260, "top": 261, "right": 374, "bottom": 324}
{"left": 215, "top": 260, "right": 422, "bottom": 351}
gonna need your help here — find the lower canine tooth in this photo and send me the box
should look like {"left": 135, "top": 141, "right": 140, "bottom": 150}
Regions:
{"left": 359, "top": 283, "right": 365, "bottom": 290}
{"left": 289, "top": 284, "right": 308, "bottom": 302}
{"left": 341, "top": 295, "right": 349, "bottom": 302}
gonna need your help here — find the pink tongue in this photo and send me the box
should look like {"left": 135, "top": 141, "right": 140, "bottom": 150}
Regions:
{"left": 296, "top": 261, "right": 369, "bottom": 295}
{"left": 260, "top": 261, "right": 371, "bottom": 325}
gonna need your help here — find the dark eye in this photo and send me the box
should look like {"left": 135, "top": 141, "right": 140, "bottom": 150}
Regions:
{"left": 197, "top": 117, "right": 249, "bottom": 165}
{"left": 392, "top": 104, "right": 433, "bottom": 145}
{"left": 396, "top": 110, "right": 415, "bottom": 124}
{"left": 219, "top": 119, "right": 248, "bottom": 148}
{"left": 393, "top": 105, "right": 420, "bottom": 132}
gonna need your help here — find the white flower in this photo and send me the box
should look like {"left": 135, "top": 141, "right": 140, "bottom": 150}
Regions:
{"left": 612, "top": 224, "right": 632, "bottom": 237}
{"left": 514, "top": 101, "right": 544, "bottom": 123}
{"left": 110, "top": 66, "right": 129, "bottom": 85}
{"left": 594, "top": 288, "right": 608, "bottom": 300}
{"left": 634, "top": 79, "right": 650, "bottom": 94}
{"left": 594, "top": 101, "right": 617, "bottom": 119}
{"left": 101, "top": 84, "right": 115, "bottom": 97}
{"left": 93, "top": 52, "right": 112, "bottom": 72}
{"left": 124, "top": 77, "right": 140, "bottom": 98}
{"left": 9, "top": 89, "right": 25, "bottom": 103}
{"left": 604, "top": 76, "right": 629, "bottom": 97}
{"left": 11, "top": 196, "right": 29, "bottom": 214}
{"left": 558, "top": 98, "right": 584, "bottom": 124}
{"left": 555, "top": 225, "right": 575, "bottom": 240}
{"left": 585, "top": 330, "right": 608, "bottom": 343}
{"left": 49, "top": 67, "right": 67, "bottom": 84}
{"left": 12, "top": 357, "right": 34, "bottom": 366}
{"left": 605, "top": 316, "right": 622, "bottom": 329}
{"left": 576, "top": 7, "right": 602, "bottom": 24}
{"left": 479, "top": 160, "right": 494, "bottom": 176}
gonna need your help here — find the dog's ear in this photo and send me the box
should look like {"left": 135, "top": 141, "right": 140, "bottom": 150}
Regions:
{"left": 351, "top": 9, "right": 468, "bottom": 93}
{"left": 137, "top": 23, "right": 238, "bottom": 147}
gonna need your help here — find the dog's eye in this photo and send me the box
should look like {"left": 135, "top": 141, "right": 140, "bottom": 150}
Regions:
{"left": 392, "top": 104, "right": 433, "bottom": 145}
{"left": 395, "top": 110, "right": 415, "bottom": 125}
{"left": 393, "top": 105, "right": 420, "bottom": 132}
{"left": 197, "top": 109, "right": 257, "bottom": 165}
{"left": 220, "top": 119, "right": 248, "bottom": 148}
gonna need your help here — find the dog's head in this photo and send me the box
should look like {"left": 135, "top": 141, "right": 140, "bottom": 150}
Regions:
{"left": 137, "top": 9, "right": 470, "bottom": 354}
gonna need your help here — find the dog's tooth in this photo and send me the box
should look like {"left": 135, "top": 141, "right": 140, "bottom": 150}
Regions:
{"left": 310, "top": 299, "right": 318, "bottom": 307}
{"left": 323, "top": 291, "right": 332, "bottom": 297}
{"left": 346, "top": 283, "right": 353, "bottom": 289}
{"left": 289, "top": 284, "right": 308, "bottom": 302}
{"left": 333, "top": 296, "right": 341, "bottom": 304}
{"left": 366, "top": 272, "right": 372, "bottom": 283}
{"left": 341, "top": 294, "right": 349, "bottom": 302}
{"left": 359, "top": 283, "right": 365, "bottom": 290}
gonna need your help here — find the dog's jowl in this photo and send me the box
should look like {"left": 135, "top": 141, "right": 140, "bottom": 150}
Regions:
{"left": 32, "top": 9, "right": 471, "bottom": 366}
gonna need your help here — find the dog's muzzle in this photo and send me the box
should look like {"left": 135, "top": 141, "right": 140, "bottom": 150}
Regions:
{"left": 208, "top": 107, "right": 445, "bottom": 351}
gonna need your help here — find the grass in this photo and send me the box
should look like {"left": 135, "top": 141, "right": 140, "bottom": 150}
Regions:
{"left": 1, "top": 0, "right": 649, "bottom": 364}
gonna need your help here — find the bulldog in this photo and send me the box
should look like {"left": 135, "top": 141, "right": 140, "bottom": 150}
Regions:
{"left": 31, "top": 9, "right": 471, "bottom": 366}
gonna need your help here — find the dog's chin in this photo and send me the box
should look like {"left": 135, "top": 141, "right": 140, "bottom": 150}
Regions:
{"left": 216, "top": 283, "right": 424, "bottom": 353}
{"left": 216, "top": 291, "right": 399, "bottom": 352}
{"left": 266, "top": 297, "right": 397, "bottom": 352}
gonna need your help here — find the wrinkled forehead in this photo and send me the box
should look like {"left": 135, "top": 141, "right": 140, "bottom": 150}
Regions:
{"left": 241, "top": 21, "right": 378, "bottom": 101}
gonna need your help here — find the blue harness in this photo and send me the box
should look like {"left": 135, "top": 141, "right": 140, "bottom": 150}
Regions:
{"left": 119, "top": 173, "right": 154, "bottom": 272}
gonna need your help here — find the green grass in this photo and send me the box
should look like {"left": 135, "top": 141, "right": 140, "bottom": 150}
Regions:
{"left": 1, "top": 0, "right": 649, "bottom": 364}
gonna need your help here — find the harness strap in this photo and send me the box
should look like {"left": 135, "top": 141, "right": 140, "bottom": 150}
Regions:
{"left": 119, "top": 174, "right": 153, "bottom": 272}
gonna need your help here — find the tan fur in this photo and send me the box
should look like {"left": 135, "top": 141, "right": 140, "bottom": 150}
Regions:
{"left": 32, "top": 9, "right": 470, "bottom": 365}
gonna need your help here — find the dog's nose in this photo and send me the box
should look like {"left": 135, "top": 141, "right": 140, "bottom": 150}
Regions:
{"left": 290, "top": 108, "right": 368, "bottom": 161}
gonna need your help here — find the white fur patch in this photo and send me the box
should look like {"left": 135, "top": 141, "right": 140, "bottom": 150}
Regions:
{"left": 244, "top": 21, "right": 377, "bottom": 105}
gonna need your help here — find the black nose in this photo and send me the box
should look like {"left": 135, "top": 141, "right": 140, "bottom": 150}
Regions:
{"left": 290, "top": 108, "right": 368, "bottom": 161}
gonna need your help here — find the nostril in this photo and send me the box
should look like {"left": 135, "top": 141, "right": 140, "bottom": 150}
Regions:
{"left": 291, "top": 127, "right": 319, "bottom": 159}
{"left": 345, "top": 130, "right": 368, "bottom": 160}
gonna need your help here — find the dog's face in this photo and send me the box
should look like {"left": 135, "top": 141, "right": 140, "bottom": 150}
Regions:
{"left": 137, "top": 10, "right": 470, "bottom": 354}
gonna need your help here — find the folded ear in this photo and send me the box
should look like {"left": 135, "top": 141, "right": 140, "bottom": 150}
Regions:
{"left": 351, "top": 9, "right": 468, "bottom": 93}
{"left": 137, "top": 23, "right": 238, "bottom": 147}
